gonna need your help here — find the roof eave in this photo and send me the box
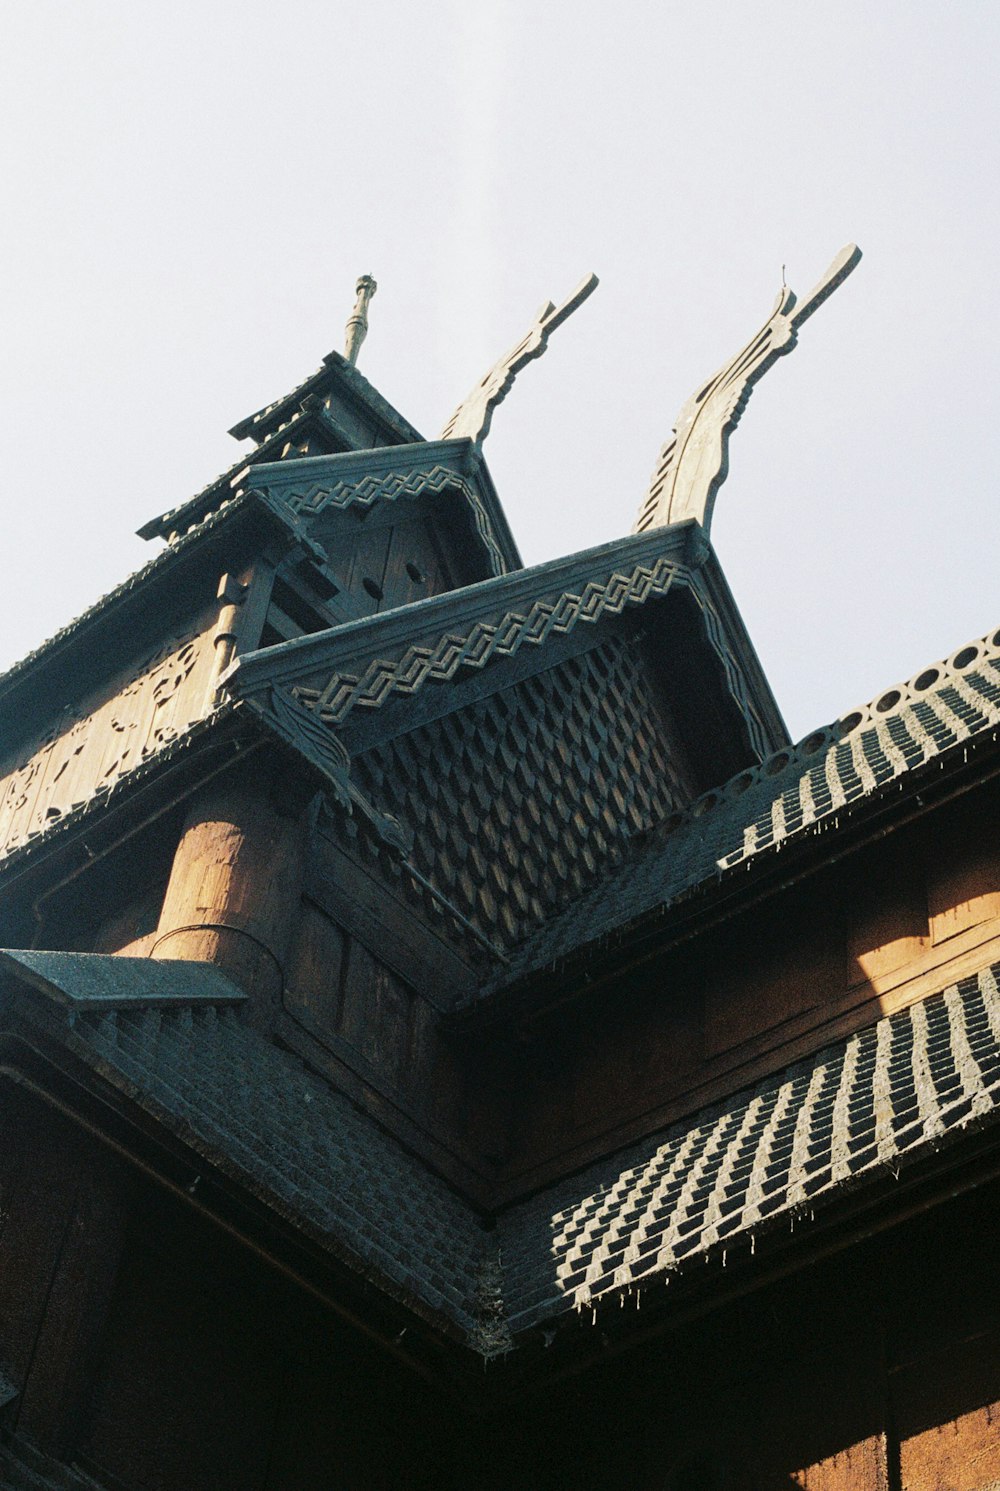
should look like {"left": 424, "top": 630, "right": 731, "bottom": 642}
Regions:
{"left": 0, "top": 1016, "right": 479, "bottom": 1383}
{"left": 240, "top": 437, "right": 523, "bottom": 578}
{"left": 226, "top": 522, "right": 700, "bottom": 698}
{"left": 501, "top": 1110, "right": 1000, "bottom": 1380}
{"left": 0, "top": 491, "right": 302, "bottom": 719}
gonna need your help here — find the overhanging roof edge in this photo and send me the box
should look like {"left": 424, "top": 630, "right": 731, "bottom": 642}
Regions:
{"left": 226, "top": 523, "right": 700, "bottom": 696}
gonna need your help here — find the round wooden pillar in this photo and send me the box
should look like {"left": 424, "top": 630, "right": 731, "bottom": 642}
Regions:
{"left": 151, "top": 768, "right": 307, "bottom": 1012}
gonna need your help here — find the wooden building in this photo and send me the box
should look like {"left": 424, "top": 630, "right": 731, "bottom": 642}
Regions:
{"left": 0, "top": 265, "right": 999, "bottom": 1488}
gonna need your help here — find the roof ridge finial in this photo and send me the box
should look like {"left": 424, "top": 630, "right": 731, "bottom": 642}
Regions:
{"left": 440, "top": 272, "right": 599, "bottom": 446}
{"left": 344, "top": 274, "right": 377, "bottom": 366}
{"left": 633, "top": 243, "right": 862, "bottom": 538}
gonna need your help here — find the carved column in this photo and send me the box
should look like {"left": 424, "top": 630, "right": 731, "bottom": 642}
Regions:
{"left": 151, "top": 763, "right": 308, "bottom": 1014}
{"left": 202, "top": 571, "right": 248, "bottom": 714}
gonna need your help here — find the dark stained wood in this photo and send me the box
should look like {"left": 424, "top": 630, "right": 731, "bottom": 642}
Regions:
{"left": 82, "top": 1246, "right": 283, "bottom": 1491}
{"left": 0, "top": 1095, "right": 73, "bottom": 1396}
{"left": 846, "top": 836, "right": 928, "bottom": 987}
{"left": 303, "top": 829, "right": 477, "bottom": 1006}
{"left": 495, "top": 781, "right": 1000, "bottom": 1196}
{"left": 15, "top": 1143, "right": 126, "bottom": 1456}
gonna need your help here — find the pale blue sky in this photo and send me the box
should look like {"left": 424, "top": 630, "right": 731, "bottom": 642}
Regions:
{"left": 1, "top": 1, "right": 998, "bottom": 738}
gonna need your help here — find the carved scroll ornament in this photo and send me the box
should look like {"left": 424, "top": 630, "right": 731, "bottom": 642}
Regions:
{"left": 633, "top": 244, "right": 862, "bottom": 536}
{"left": 441, "top": 273, "right": 598, "bottom": 446}
{"left": 265, "top": 687, "right": 411, "bottom": 855}
{"left": 0, "top": 627, "right": 214, "bottom": 860}
{"left": 264, "top": 688, "right": 507, "bottom": 960}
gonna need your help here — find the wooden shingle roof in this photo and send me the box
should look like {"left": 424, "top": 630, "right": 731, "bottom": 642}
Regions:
{"left": 499, "top": 963, "right": 1000, "bottom": 1337}
{"left": 484, "top": 623, "right": 1000, "bottom": 997}
{"left": 6, "top": 948, "right": 1000, "bottom": 1358}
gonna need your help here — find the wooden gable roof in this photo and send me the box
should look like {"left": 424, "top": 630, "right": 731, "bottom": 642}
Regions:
{"left": 228, "top": 523, "right": 785, "bottom": 761}
{"left": 222, "top": 523, "right": 788, "bottom": 982}
{"left": 139, "top": 349, "right": 423, "bottom": 545}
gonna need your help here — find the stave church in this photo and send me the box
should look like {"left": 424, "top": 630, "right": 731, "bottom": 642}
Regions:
{"left": 0, "top": 251, "right": 999, "bottom": 1488}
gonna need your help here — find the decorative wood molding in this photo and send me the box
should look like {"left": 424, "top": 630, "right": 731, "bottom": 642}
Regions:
{"left": 258, "top": 686, "right": 412, "bottom": 855}
{"left": 293, "top": 552, "right": 685, "bottom": 726}
{"left": 263, "top": 461, "right": 509, "bottom": 578}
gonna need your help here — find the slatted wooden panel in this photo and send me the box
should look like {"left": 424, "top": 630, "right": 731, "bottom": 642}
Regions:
{"left": 316, "top": 512, "right": 457, "bottom": 619}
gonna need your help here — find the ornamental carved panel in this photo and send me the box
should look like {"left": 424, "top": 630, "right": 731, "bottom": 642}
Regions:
{"left": 0, "top": 619, "right": 217, "bottom": 860}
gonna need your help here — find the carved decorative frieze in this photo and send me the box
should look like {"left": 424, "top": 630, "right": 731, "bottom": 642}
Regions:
{"left": 0, "top": 625, "right": 216, "bottom": 860}
{"left": 291, "top": 553, "right": 686, "bottom": 727}
{"left": 260, "top": 463, "right": 509, "bottom": 579}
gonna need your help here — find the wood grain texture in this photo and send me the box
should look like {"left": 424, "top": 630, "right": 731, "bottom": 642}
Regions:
{"left": 0, "top": 611, "right": 217, "bottom": 861}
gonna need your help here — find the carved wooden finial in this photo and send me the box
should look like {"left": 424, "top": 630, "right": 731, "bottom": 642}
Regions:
{"left": 344, "top": 274, "right": 377, "bottom": 366}
{"left": 633, "top": 244, "right": 862, "bottom": 538}
{"left": 441, "top": 273, "right": 599, "bottom": 446}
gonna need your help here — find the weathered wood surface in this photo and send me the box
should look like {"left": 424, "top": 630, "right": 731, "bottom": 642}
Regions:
{"left": 0, "top": 1092, "right": 126, "bottom": 1460}
{"left": 0, "top": 610, "right": 218, "bottom": 862}
{"left": 258, "top": 510, "right": 461, "bottom": 648}
{"left": 440, "top": 273, "right": 598, "bottom": 445}
{"left": 152, "top": 770, "right": 307, "bottom": 1010}
{"left": 343, "top": 273, "right": 377, "bottom": 366}
{"left": 302, "top": 831, "right": 477, "bottom": 1005}
{"left": 896, "top": 1332, "right": 1000, "bottom": 1491}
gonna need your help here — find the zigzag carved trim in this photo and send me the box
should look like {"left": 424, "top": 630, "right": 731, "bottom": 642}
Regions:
{"left": 266, "top": 464, "right": 508, "bottom": 578}
{"left": 291, "top": 555, "right": 685, "bottom": 726}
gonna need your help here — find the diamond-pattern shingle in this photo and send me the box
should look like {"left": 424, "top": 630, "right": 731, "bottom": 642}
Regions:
{"left": 488, "top": 627, "right": 1000, "bottom": 993}
{"left": 354, "top": 634, "right": 690, "bottom": 945}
